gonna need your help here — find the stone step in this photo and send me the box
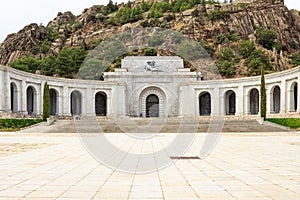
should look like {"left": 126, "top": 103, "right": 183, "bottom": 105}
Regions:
{"left": 72, "top": 118, "right": 288, "bottom": 133}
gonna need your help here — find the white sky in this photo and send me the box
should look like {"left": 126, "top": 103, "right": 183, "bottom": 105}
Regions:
{"left": 0, "top": 0, "right": 299, "bottom": 43}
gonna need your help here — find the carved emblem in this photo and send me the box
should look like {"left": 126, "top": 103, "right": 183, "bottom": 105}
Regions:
{"left": 144, "top": 60, "right": 163, "bottom": 72}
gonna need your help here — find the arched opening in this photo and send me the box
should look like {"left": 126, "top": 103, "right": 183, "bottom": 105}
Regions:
{"left": 294, "top": 83, "right": 298, "bottom": 111}
{"left": 26, "top": 86, "right": 36, "bottom": 115}
{"left": 199, "top": 92, "right": 211, "bottom": 116}
{"left": 95, "top": 92, "right": 107, "bottom": 116}
{"left": 50, "top": 89, "right": 58, "bottom": 115}
{"left": 146, "top": 94, "right": 159, "bottom": 117}
{"left": 273, "top": 86, "right": 281, "bottom": 113}
{"left": 71, "top": 90, "right": 82, "bottom": 115}
{"left": 10, "top": 82, "right": 18, "bottom": 112}
{"left": 290, "top": 82, "right": 298, "bottom": 112}
{"left": 225, "top": 90, "right": 236, "bottom": 115}
{"left": 249, "top": 88, "right": 259, "bottom": 115}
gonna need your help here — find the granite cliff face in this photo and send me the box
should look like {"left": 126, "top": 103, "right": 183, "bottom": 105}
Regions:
{"left": 0, "top": 0, "right": 299, "bottom": 76}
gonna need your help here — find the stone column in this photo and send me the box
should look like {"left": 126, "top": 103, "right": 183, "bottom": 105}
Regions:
{"left": 62, "top": 85, "right": 70, "bottom": 116}
{"left": 38, "top": 81, "right": 44, "bottom": 116}
{"left": 0, "top": 69, "right": 4, "bottom": 112}
{"left": 236, "top": 85, "right": 244, "bottom": 116}
{"left": 266, "top": 86, "right": 272, "bottom": 114}
{"left": 86, "top": 87, "right": 94, "bottom": 116}
{"left": 280, "top": 80, "right": 286, "bottom": 114}
{"left": 211, "top": 86, "right": 220, "bottom": 116}
{"left": 21, "top": 80, "right": 27, "bottom": 114}
{"left": 287, "top": 86, "right": 293, "bottom": 112}
{"left": 81, "top": 89, "right": 87, "bottom": 116}
{"left": 115, "top": 85, "right": 126, "bottom": 116}
{"left": 297, "top": 76, "right": 300, "bottom": 113}
{"left": 4, "top": 69, "right": 11, "bottom": 112}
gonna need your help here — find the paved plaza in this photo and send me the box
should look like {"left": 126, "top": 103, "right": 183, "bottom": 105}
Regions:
{"left": 0, "top": 122, "right": 300, "bottom": 199}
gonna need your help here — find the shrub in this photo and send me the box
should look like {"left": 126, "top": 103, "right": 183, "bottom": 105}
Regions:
{"left": 72, "top": 22, "right": 83, "bottom": 31}
{"left": 238, "top": 40, "right": 256, "bottom": 58}
{"left": 208, "top": 10, "right": 230, "bottom": 22}
{"left": 148, "top": 34, "right": 164, "bottom": 47}
{"left": 214, "top": 34, "right": 227, "bottom": 45}
{"left": 256, "top": 28, "right": 278, "bottom": 50}
{"left": 290, "top": 51, "right": 300, "bottom": 66}
{"left": 0, "top": 119, "right": 43, "bottom": 131}
{"left": 143, "top": 48, "right": 157, "bottom": 56}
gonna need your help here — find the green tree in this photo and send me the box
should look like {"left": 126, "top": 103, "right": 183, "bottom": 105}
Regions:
{"left": 40, "top": 55, "right": 57, "bottom": 76}
{"left": 9, "top": 56, "right": 41, "bottom": 73}
{"left": 290, "top": 51, "right": 300, "bottom": 66}
{"left": 260, "top": 67, "right": 267, "bottom": 120}
{"left": 56, "top": 47, "right": 87, "bottom": 78}
{"left": 42, "top": 82, "right": 50, "bottom": 121}
{"left": 257, "top": 28, "right": 278, "bottom": 50}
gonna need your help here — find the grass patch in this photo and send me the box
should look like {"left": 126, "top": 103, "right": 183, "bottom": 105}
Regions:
{"left": 266, "top": 118, "right": 300, "bottom": 129}
{"left": 0, "top": 119, "right": 43, "bottom": 132}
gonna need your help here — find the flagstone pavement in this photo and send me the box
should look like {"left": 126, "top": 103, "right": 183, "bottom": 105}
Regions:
{"left": 0, "top": 131, "right": 300, "bottom": 200}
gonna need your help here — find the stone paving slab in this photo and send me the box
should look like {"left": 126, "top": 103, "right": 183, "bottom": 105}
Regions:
{"left": 0, "top": 132, "right": 299, "bottom": 199}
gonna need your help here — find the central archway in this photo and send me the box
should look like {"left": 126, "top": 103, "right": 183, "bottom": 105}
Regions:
{"left": 140, "top": 87, "right": 165, "bottom": 117}
{"left": 146, "top": 94, "right": 159, "bottom": 117}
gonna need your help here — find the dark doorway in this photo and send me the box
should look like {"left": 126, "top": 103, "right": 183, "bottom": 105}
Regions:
{"left": 294, "top": 83, "right": 298, "bottom": 111}
{"left": 95, "top": 92, "right": 107, "bottom": 116}
{"left": 273, "top": 86, "right": 280, "bottom": 113}
{"left": 71, "top": 91, "right": 82, "bottom": 115}
{"left": 199, "top": 92, "right": 211, "bottom": 116}
{"left": 146, "top": 94, "right": 159, "bottom": 117}
{"left": 26, "top": 86, "right": 35, "bottom": 114}
{"left": 226, "top": 90, "right": 236, "bottom": 115}
{"left": 250, "top": 88, "right": 259, "bottom": 115}
{"left": 50, "top": 89, "right": 57, "bottom": 115}
{"left": 10, "top": 83, "right": 18, "bottom": 112}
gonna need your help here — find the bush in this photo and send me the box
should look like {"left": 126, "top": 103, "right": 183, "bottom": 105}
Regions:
{"left": 217, "top": 47, "right": 234, "bottom": 61}
{"left": 208, "top": 10, "right": 230, "bottom": 22}
{"left": 290, "top": 51, "right": 300, "bottom": 66}
{"left": 0, "top": 119, "right": 43, "bottom": 131}
{"left": 214, "top": 34, "right": 227, "bottom": 45}
{"left": 216, "top": 60, "right": 235, "bottom": 78}
{"left": 72, "top": 22, "right": 83, "bottom": 31}
{"left": 238, "top": 40, "right": 256, "bottom": 58}
{"left": 257, "top": 28, "right": 278, "bottom": 50}
{"left": 148, "top": 34, "right": 164, "bottom": 47}
{"left": 143, "top": 48, "right": 157, "bottom": 56}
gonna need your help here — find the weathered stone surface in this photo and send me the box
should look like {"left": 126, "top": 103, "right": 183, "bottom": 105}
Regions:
{"left": 0, "top": 23, "right": 47, "bottom": 64}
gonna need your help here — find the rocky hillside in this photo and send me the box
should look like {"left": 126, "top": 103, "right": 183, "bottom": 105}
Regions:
{"left": 0, "top": 0, "right": 299, "bottom": 78}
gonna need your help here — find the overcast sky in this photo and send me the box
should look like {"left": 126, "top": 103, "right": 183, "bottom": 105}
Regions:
{"left": 0, "top": 0, "right": 299, "bottom": 43}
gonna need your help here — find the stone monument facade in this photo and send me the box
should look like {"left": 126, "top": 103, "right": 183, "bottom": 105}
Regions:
{"left": 0, "top": 56, "right": 299, "bottom": 118}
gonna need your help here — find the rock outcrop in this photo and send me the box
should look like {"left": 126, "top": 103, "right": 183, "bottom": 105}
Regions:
{"left": 0, "top": 0, "right": 299, "bottom": 75}
{"left": 0, "top": 23, "right": 47, "bottom": 64}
